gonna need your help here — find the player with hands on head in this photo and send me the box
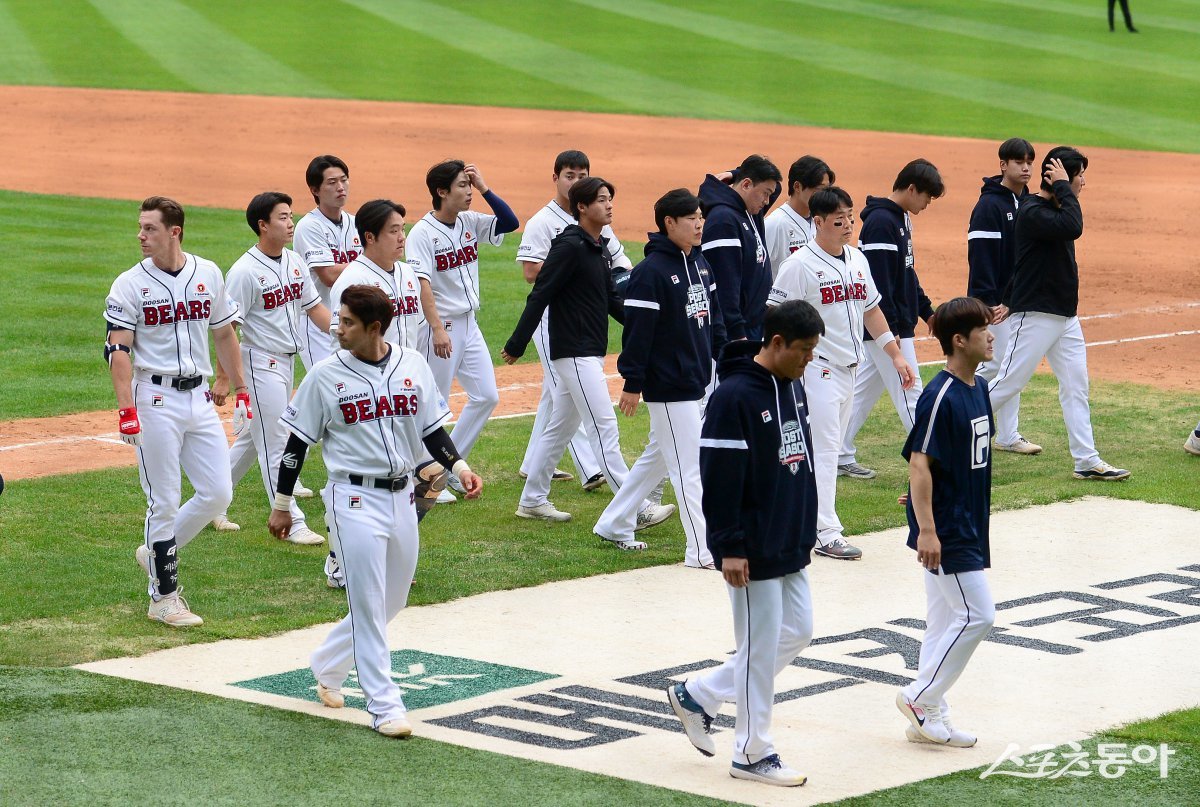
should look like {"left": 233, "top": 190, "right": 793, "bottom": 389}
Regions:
{"left": 666, "top": 300, "right": 823, "bottom": 788}
{"left": 105, "top": 196, "right": 249, "bottom": 627}
{"left": 269, "top": 284, "right": 480, "bottom": 738}
{"left": 896, "top": 296, "right": 997, "bottom": 749}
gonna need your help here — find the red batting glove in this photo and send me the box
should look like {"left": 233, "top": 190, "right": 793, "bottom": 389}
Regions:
{"left": 233, "top": 392, "right": 253, "bottom": 434}
{"left": 118, "top": 407, "right": 142, "bottom": 447}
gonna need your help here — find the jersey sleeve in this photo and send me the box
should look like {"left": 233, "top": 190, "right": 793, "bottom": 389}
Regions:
{"left": 326, "top": 272, "right": 350, "bottom": 334}
{"left": 700, "top": 212, "right": 748, "bottom": 340}
{"left": 406, "top": 223, "right": 434, "bottom": 282}
{"left": 293, "top": 220, "right": 335, "bottom": 268}
{"left": 603, "top": 226, "right": 634, "bottom": 271}
{"left": 858, "top": 217, "right": 900, "bottom": 326}
{"left": 294, "top": 252, "right": 322, "bottom": 310}
{"left": 281, "top": 368, "right": 331, "bottom": 445}
{"left": 104, "top": 275, "right": 139, "bottom": 330}
{"left": 967, "top": 199, "right": 1005, "bottom": 305}
{"left": 855, "top": 250, "right": 883, "bottom": 310}
{"left": 700, "top": 384, "right": 750, "bottom": 558}
{"left": 208, "top": 269, "right": 239, "bottom": 329}
{"left": 764, "top": 211, "right": 790, "bottom": 269}
{"left": 465, "top": 210, "right": 503, "bottom": 247}
{"left": 516, "top": 215, "right": 554, "bottom": 264}
{"left": 616, "top": 267, "right": 660, "bottom": 394}
{"left": 902, "top": 380, "right": 952, "bottom": 467}
{"left": 766, "top": 254, "right": 807, "bottom": 307}
{"left": 223, "top": 265, "right": 257, "bottom": 325}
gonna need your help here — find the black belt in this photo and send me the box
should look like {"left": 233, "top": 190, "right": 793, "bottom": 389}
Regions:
{"left": 150, "top": 374, "right": 204, "bottom": 391}
{"left": 816, "top": 355, "right": 858, "bottom": 370}
{"left": 348, "top": 474, "right": 409, "bottom": 492}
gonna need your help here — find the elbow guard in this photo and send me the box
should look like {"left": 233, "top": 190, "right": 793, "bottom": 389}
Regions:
{"left": 104, "top": 341, "right": 131, "bottom": 366}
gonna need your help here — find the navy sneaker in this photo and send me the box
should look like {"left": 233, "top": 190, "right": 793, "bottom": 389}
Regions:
{"left": 729, "top": 754, "right": 807, "bottom": 787}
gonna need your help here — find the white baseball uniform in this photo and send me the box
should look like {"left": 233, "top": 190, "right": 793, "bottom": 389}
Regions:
{"left": 764, "top": 204, "right": 815, "bottom": 276}
{"left": 282, "top": 344, "right": 449, "bottom": 730}
{"left": 407, "top": 209, "right": 503, "bottom": 460}
{"left": 105, "top": 254, "right": 239, "bottom": 599}
{"left": 516, "top": 200, "right": 631, "bottom": 482}
{"left": 769, "top": 243, "right": 882, "bottom": 547}
{"left": 224, "top": 246, "right": 322, "bottom": 530}
{"left": 293, "top": 208, "right": 361, "bottom": 369}
{"left": 328, "top": 256, "right": 424, "bottom": 350}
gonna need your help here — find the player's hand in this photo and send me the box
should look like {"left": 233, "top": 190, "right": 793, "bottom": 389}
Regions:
{"left": 433, "top": 326, "right": 452, "bottom": 359}
{"left": 464, "top": 164, "right": 489, "bottom": 193}
{"left": 916, "top": 530, "right": 941, "bottom": 571}
{"left": 714, "top": 170, "right": 734, "bottom": 184}
{"left": 500, "top": 348, "right": 518, "bottom": 365}
{"left": 1044, "top": 157, "right": 1069, "bottom": 185}
{"left": 894, "top": 358, "right": 917, "bottom": 390}
{"left": 458, "top": 469, "right": 483, "bottom": 499}
{"left": 118, "top": 407, "right": 142, "bottom": 447}
{"left": 618, "top": 390, "right": 640, "bottom": 417}
{"left": 991, "top": 304, "right": 1009, "bottom": 324}
{"left": 212, "top": 374, "right": 230, "bottom": 407}
{"left": 268, "top": 509, "right": 293, "bottom": 541}
{"left": 232, "top": 392, "right": 253, "bottom": 434}
{"left": 722, "top": 557, "right": 749, "bottom": 588}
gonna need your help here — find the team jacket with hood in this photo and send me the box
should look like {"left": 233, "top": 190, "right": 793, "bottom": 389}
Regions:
{"left": 858, "top": 196, "right": 935, "bottom": 341}
{"left": 504, "top": 224, "right": 624, "bottom": 361}
{"left": 698, "top": 174, "right": 781, "bottom": 341}
{"left": 618, "top": 233, "right": 727, "bottom": 403}
{"left": 699, "top": 341, "right": 817, "bottom": 580}
{"left": 1003, "top": 181, "right": 1084, "bottom": 318}
{"left": 966, "top": 176, "right": 1025, "bottom": 306}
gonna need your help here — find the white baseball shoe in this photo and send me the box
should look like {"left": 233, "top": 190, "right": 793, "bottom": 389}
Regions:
{"left": 896, "top": 690, "right": 951, "bottom": 744}
{"left": 599, "top": 535, "right": 648, "bottom": 551}
{"left": 148, "top": 590, "right": 204, "bottom": 627}
{"left": 995, "top": 436, "right": 1042, "bottom": 455}
{"left": 211, "top": 514, "right": 241, "bottom": 531}
{"left": 1073, "top": 461, "right": 1131, "bottom": 481}
{"left": 667, "top": 682, "right": 715, "bottom": 756}
{"left": 1185, "top": 432, "right": 1200, "bottom": 456}
{"left": 436, "top": 488, "right": 457, "bottom": 504}
{"left": 293, "top": 482, "right": 315, "bottom": 498}
{"left": 284, "top": 525, "right": 326, "bottom": 546}
{"left": 837, "top": 461, "right": 877, "bottom": 479}
{"left": 376, "top": 717, "right": 413, "bottom": 738}
{"left": 324, "top": 553, "right": 345, "bottom": 589}
{"left": 904, "top": 699, "right": 977, "bottom": 747}
{"left": 316, "top": 682, "right": 344, "bottom": 709}
{"left": 516, "top": 502, "right": 572, "bottom": 522}
{"left": 635, "top": 503, "right": 676, "bottom": 532}
{"left": 729, "top": 754, "right": 807, "bottom": 787}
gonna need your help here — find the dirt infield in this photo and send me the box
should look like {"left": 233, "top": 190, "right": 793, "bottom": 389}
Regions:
{"left": 1, "top": 86, "right": 1197, "bottom": 480}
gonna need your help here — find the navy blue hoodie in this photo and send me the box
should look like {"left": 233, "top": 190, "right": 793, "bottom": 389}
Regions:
{"left": 967, "top": 176, "right": 1025, "bottom": 306}
{"left": 1004, "top": 182, "right": 1084, "bottom": 318}
{"left": 619, "top": 233, "right": 727, "bottom": 402}
{"left": 858, "top": 196, "right": 935, "bottom": 340}
{"left": 700, "top": 341, "right": 817, "bottom": 580}
{"left": 698, "top": 174, "right": 780, "bottom": 342}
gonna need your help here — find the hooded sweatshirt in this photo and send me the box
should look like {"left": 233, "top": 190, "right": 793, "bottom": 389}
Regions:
{"left": 699, "top": 341, "right": 817, "bottom": 579}
{"left": 619, "top": 233, "right": 727, "bottom": 402}
{"left": 1003, "top": 181, "right": 1084, "bottom": 318}
{"left": 858, "top": 196, "right": 935, "bottom": 340}
{"left": 698, "top": 174, "right": 781, "bottom": 341}
{"left": 966, "top": 176, "right": 1025, "bottom": 306}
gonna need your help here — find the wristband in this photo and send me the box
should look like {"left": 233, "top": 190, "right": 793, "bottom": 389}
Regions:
{"left": 272, "top": 492, "right": 293, "bottom": 512}
{"left": 451, "top": 460, "right": 471, "bottom": 479}
{"left": 876, "top": 331, "right": 896, "bottom": 350}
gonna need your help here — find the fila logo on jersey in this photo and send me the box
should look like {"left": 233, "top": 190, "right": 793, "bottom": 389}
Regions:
{"left": 761, "top": 410, "right": 772, "bottom": 423}
{"left": 1007, "top": 212, "right": 1014, "bottom": 221}
{"left": 143, "top": 299, "right": 212, "bottom": 325}
{"left": 263, "top": 283, "right": 305, "bottom": 310}
{"left": 820, "top": 282, "right": 869, "bottom": 305}
{"left": 141, "top": 287, "right": 152, "bottom": 299}
{"left": 339, "top": 393, "right": 420, "bottom": 424}
{"left": 433, "top": 244, "right": 480, "bottom": 272}
{"left": 335, "top": 383, "right": 346, "bottom": 393}
{"left": 670, "top": 275, "right": 680, "bottom": 284}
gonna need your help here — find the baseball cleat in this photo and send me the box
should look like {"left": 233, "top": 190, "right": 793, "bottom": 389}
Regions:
{"left": 324, "top": 553, "right": 345, "bottom": 589}
{"left": 729, "top": 754, "right": 807, "bottom": 787}
{"left": 293, "top": 482, "right": 315, "bottom": 499}
{"left": 837, "top": 462, "right": 877, "bottom": 479}
{"left": 905, "top": 724, "right": 977, "bottom": 748}
{"left": 519, "top": 468, "right": 574, "bottom": 481}
{"left": 375, "top": 717, "right": 413, "bottom": 738}
{"left": 1073, "top": 461, "right": 1131, "bottom": 481}
{"left": 516, "top": 502, "right": 572, "bottom": 522}
{"left": 316, "top": 683, "right": 344, "bottom": 709}
{"left": 896, "top": 690, "right": 951, "bottom": 744}
{"left": 135, "top": 544, "right": 152, "bottom": 577}
{"left": 635, "top": 503, "right": 676, "bottom": 532}
{"left": 436, "top": 488, "right": 457, "bottom": 504}
{"left": 814, "top": 537, "right": 863, "bottom": 560}
{"left": 284, "top": 525, "right": 326, "bottom": 546}
{"left": 994, "top": 437, "right": 1042, "bottom": 455}
{"left": 148, "top": 590, "right": 204, "bottom": 627}
{"left": 1185, "top": 432, "right": 1200, "bottom": 456}
{"left": 211, "top": 515, "right": 241, "bottom": 531}
{"left": 582, "top": 473, "right": 607, "bottom": 492}
{"left": 667, "top": 682, "right": 716, "bottom": 756}
{"left": 599, "top": 535, "right": 648, "bottom": 551}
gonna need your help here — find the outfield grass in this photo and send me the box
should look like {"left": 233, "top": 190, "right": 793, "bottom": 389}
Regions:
{"left": 1, "top": 1, "right": 1198, "bottom": 151}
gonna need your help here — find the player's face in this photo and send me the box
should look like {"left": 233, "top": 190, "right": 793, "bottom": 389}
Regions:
{"left": 578, "top": 188, "right": 614, "bottom": 228}
{"left": 815, "top": 205, "right": 855, "bottom": 247}
{"left": 137, "top": 210, "right": 177, "bottom": 258}
{"left": 336, "top": 306, "right": 371, "bottom": 353}
{"left": 796, "top": 174, "right": 832, "bottom": 206}
{"left": 378, "top": 211, "right": 406, "bottom": 260}
{"left": 441, "top": 172, "right": 473, "bottom": 213}
{"left": 316, "top": 168, "right": 349, "bottom": 210}
{"left": 965, "top": 324, "right": 994, "bottom": 365}
{"left": 741, "top": 179, "right": 777, "bottom": 215}
{"left": 554, "top": 165, "right": 588, "bottom": 202}
{"left": 774, "top": 334, "right": 820, "bottom": 381}
{"left": 1070, "top": 169, "right": 1086, "bottom": 196}
{"left": 665, "top": 210, "right": 704, "bottom": 249}
{"left": 908, "top": 190, "right": 933, "bottom": 215}
{"left": 261, "top": 203, "right": 294, "bottom": 245}
{"left": 1000, "top": 158, "right": 1034, "bottom": 187}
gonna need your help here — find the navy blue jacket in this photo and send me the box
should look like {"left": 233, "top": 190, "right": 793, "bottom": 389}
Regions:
{"left": 698, "top": 174, "right": 780, "bottom": 341}
{"left": 858, "top": 196, "right": 935, "bottom": 340}
{"left": 966, "top": 177, "right": 1025, "bottom": 306}
{"left": 619, "top": 233, "right": 727, "bottom": 402}
{"left": 1004, "top": 182, "right": 1084, "bottom": 318}
{"left": 700, "top": 341, "right": 816, "bottom": 580}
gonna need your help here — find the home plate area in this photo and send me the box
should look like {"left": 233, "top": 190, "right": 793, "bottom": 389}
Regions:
{"left": 79, "top": 498, "right": 1200, "bottom": 805}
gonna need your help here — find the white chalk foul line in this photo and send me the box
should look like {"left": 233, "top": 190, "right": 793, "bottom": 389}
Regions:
{"left": 917, "top": 328, "right": 1200, "bottom": 367}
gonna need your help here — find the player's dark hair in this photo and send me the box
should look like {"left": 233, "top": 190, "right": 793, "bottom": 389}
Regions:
{"left": 764, "top": 300, "right": 825, "bottom": 343}
{"left": 930, "top": 296, "right": 992, "bottom": 356}
{"left": 808, "top": 186, "right": 854, "bottom": 218}
{"left": 141, "top": 196, "right": 185, "bottom": 243}
{"left": 1040, "top": 146, "right": 1088, "bottom": 193}
{"left": 340, "top": 284, "right": 394, "bottom": 336}
{"left": 246, "top": 191, "right": 293, "bottom": 235}
{"left": 787, "top": 155, "right": 834, "bottom": 195}
{"left": 654, "top": 188, "right": 700, "bottom": 233}
{"left": 998, "top": 138, "right": 1035, "bottom": 162}
{"left": 355, "top": 199, "right": 407, "bottom": 244}
{"left": 893, "top": 158, "right": 945, "bottom": 198}
{"left": 427, "top": 159, "right": 467, "bottom": 210}
{"left": 568, "top": 177, "right": 615, "bottom": 221}
{"left": 732, "top": 154, "right": 783, "bottom": 186}
{"left": 554, "top": 150, "right": 590, "bottom": 175}
{"left": 305, "top": 155, "right": 349, "bottom": 204}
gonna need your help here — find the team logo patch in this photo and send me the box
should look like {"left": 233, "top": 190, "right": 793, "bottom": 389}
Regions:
{"left": 670, "top": 274, "right": 680, "bottom": 284}
{"left": 335, "top": 383, "right": 346, "bottom": 393}
{"left": 1007, "top": 212, "right": 1014, "bottom": 220}
{"left": 404, "top": 378, "right": 413, "bottom": 388}
{"left": 821, "top": 368, "right": 831, "bottom": 379}
{"left": 141, "top": 288, "right": 151, "bottom": 298}
{"left": 464, "top": 231, "right": 473, "bottom": 241}
{"left": 761, "top": 410, "right": 772, "bottom": 423}
{"left": 857, "top": 271, "right": 864, "bottom": 279}
{"left": 284, "top": 405, "right": 298, "bottom": 418}
{"left": 349, "top": 496, "right": 362, "bottom": 510}
{"left": 778, "top": 418, "right": 806, "bottom": 474}
{"left": 353, "top": 237, "right": 360, "bottom": 246}
{"left": 196, "top": 283, "right": 206, "bottom": 293}
{"left": 258, "top": 275, "right": 268, "bottom": 286}
{"left": 152, "top": 395, "right": 164, "bottom": 407}
{"left": 816, "top": 271, "right": 825, "bottom": 279}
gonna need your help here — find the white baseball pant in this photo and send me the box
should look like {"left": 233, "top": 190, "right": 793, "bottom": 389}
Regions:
{"left": 520, "top": 355, "right": 628, "bottom": 507}
{"left": 977, "top": 317, "right": 1023, "bottom": 445}
{"left": 298, "top": 316, "right": 335, "bottom": 371}
{"left": 421, "top": 311, "right": 498, "bottom": 460}
{"left": 519, "top": 316, "right": 602, "bottom": 483}
{"left": 839, "top": 337, "right": 923, "bottom": 466}
{"left": 593, "top": 400, "right": 711, "bottom": 567}
{"left": 686, "top": 569, "right": 813, "bottom": 765}
{"left": 802, "top": 359, "right": 856, "bottom": 547}
{"left": 902, "top": 569, "right": 994, "bottom": 706}
{"left": 132, "top": 376, "right": 232, "bottom": 598}
{"left": 311, "top": 480, "right": 418, "bottom": 729}
{"left": 227, "top": 346, "right": 308, "bottom": 528}
{"left": 988, "top": 312, "right": 1101, "bottom": 470}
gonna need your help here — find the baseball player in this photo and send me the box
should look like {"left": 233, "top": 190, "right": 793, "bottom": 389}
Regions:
{"left": 698, "top": 155, "right": 783, "bottom": 342}
{"left": 293, "top": 155, "right": 361, "bottom": 370}
{"left": 990, "top": 148, "right": 1130, "bottom": 481}
{"left": 516, "top": 150, "right": 631, "bottom": 491}
{"left": 594, "top": 189, "right": 725, "bottom": 566}
{"left": 967, "top": 138, "right": 1041, "bottom": 456}
{"left": 838, "top": 159, "right": 942, "bottom": 480}
{"left": 1186, "top": 421, "right": 1200, "bottom": 456}
{"left": 896, "top": 296, "right": 997, "bottom": 748}
{"left": 408, "top": 160, "right": 518, "bottom": 500}
{"left": 666, "top": 300, "right": 823, "bottom": 788}
{"left": 105, "top": 196, "right": 251, "bottom": 627}
{"left": 764, "top": 155, "right": 834, "bottom": 273}
{"left": 269, "top": 284, "right": 482, "bottom": 737}
{"left": 769, "top": 187, "right": 916, "bottom": 561}
{"left": 212, "top": 192, "right": 330, "bottom": 546}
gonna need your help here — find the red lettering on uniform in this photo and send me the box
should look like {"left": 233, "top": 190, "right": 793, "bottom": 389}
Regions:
{"left": 340, "top": 402, "right": 357, "bottom": 423}
{"left": 144, "top": 306, "right": 159, "bottom": 325}
{"left": 447, "top": 250, "right": 461, "bottom": 269}
{"left": 346, "top": 250, "right": 359, "bottom": 262}
{"left": 435, "top": 254, "right": 449, "bottom": 271}
{"left": 820, "top": 287, "right": 834, "bottom": 305}
{"left": 356, "top": 399, "right": 374, "bottom": 422}
{"left": 203, "top": 300, "right": 211, "bottom": 318}
{"left": 158, "top": 303, "right": 173, "bottom": 323}
{"left": 392, "top": 394, "right": 409, "bottom": 416}
{"left": 188, "top": 300, "right": 204, "bottom": 319}
{"left": 376, "top": 395, "right": 394, "bottom": 418}
{"left": 262, "top": 292, "right": 277, "bottom": 310}
{"left": 465, "top": 245, "right": 478, "bottom": 263}
{"left": 405, "top": 296, "right": 419, "bottom": 315}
